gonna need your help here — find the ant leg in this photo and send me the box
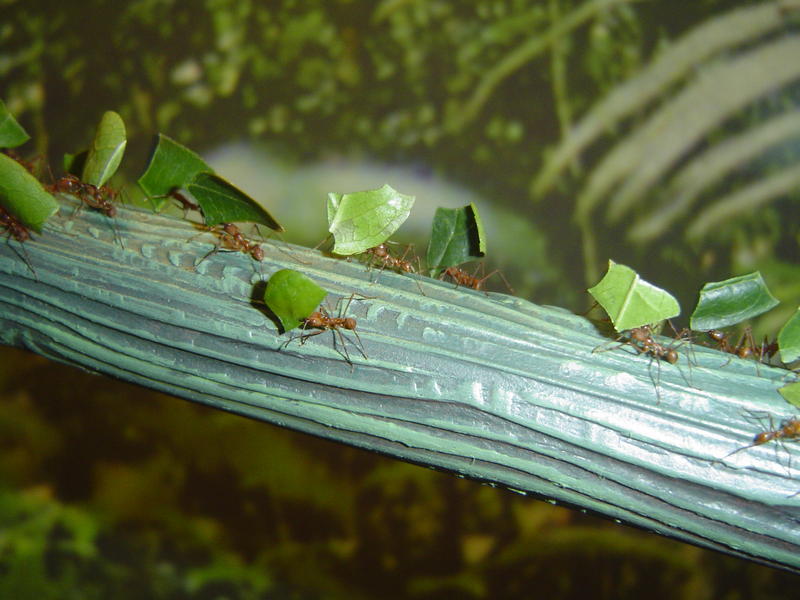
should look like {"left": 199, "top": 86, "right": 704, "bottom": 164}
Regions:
{"left": 4, "top": 238, "right": 38, "bottom": 281}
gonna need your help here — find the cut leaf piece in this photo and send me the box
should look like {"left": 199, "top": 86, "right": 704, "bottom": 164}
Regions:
{"left": 778, "top": 307, "right": 800, "bottom": 363}
{"left": 137, "top": 134, "right": 212, "bottom": 210}
{"left": 328, "top": 184, "right": 415, "bottom": 256}
{"left": 0, "top": 99, "right": 30, "bottom": 148}
{"left": 588, "top": 260, "right": 680, "bottom": 332}
{"left": 82, "top": 110, "right": 127, "bottom": 187}
{"left": 0, "top": 153, "right": 59, "bottom": 232}
{"left": 778, "top": 382, "right": 800, "bottom": 409}
{"left": 689, "top": 271, "right": 779, "bottom": 331}
{"left": 425, "top": 203, "right": 485, "bottom": 276}
{"left": 187, "top": 172, "right": 283, "bottom": 231}
{"left": 263, "top": 269, "right": 328, "bottom": 333}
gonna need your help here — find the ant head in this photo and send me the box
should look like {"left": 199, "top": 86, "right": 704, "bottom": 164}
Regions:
{"left": 252, "top": 246, "right": 265, "bottom": 261}
{"left": 222, "top": 223, "right": 238, "bottom": 235}
{"left": 708, "top": 330, "right": 726, "bottom": 342}
{"left": 737, "top": 346, "right": 752, "bottom": 360}
{"left": 629, "top": 327, "right": 650, "bottom": 343}
{"left": 343, "top": 317, "right": 357, "bottom": 330}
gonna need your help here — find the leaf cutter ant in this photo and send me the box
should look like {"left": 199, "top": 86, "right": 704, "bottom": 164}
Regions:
{"left": 47, "top": 174, "right": 124, "bottom": 246}
{"left": 360, "top": 242, "right": 425, "bottom": 295}
{"left": 282, "top": 294, "right": 368, "bottom": 369}
{"left": 438, "top": 262, "right": 514, "bottom": 295}
{"left": 594, "top": 324, "right": 693, "bottom": 402}
{"left": 717, "top": 412, "right": 800, "bottom": 477}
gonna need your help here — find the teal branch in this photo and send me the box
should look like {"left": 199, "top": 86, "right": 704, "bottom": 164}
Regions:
{"left": 1, "top": 199, "right": 798, "bottom": 572}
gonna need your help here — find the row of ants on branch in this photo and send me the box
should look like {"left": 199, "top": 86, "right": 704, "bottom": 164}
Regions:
{"left": 3, "top": 148, "right": 800, "bottom": 488}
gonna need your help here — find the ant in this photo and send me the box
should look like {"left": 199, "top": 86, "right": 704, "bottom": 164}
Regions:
{"left": 595, "top": 323, "right": 692, "bottom": 402}
{"left": 363, "top": 242, "right": 417, "bottom": 274}
{"left": 718, "top": 413, "right": 800, "bottom": 475}
{"left": 48, "top": 174, "right": 118, "bottom": 218}
{"left": 282, "top": 294, "right": 367, "bottom": 369}
{"left": 196, "top": 222, "right": 264, "bottom": 263}
{"left": 439, "top": 262, "right": 514, "bottom": 294}
{"left": 167, "top": 188, "right": 201, "bottom": 217}
{"left": 0, "top": 205, "right": 37, "bottom": 278}
{"left": 706, "top": 327, "right": 778, "bottom": 369}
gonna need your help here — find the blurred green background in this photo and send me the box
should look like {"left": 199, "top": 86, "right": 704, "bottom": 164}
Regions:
{"left": 2, "top": 0, "right": 800, "bottom": 597}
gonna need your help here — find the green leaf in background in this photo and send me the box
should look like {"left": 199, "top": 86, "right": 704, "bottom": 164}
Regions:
{"left": 778, "top": 382, "right": 800, "bottom": 408}
{"left": 777, "top": 307, "right": 800, "bottom": 364}
{"left": 81, "top": 111, "right": 127, "bottom": 187}
{"left": 263, "top": 269, "right": 328, "bottom": 333}
{"left": 689, "top": 271, "right": 779, "bottom": 331}
{"left": 137, "top": 134, "right": 212, "bottom": 210}
{"left": 0, "top": 99, "right": 30, "bottom": 148}
{"left": 588, "top": 260, "right": 680, "bottom": 332}
{"left": 186, "top": 172, "right": 284, "bottom": 231}
{"left": 425, "top": 203, "right": 485, "bottom": 277}
{"left": 327, "top": 184, "right": 415, "bottom": 256}
{"left": 0, "top": 153, "right": 58, "bottom": 232}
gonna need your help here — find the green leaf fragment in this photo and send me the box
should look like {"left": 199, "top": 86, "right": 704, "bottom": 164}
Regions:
{"left": 137, "top": 134, "right": 213, "bottom": 210}
{"left": 778, "top": 307, "right": 800, "bottom": 363}
{"left": 328, "top": 184, "right": 415, "bottom": 256}
{"left": 778, "top": 382, "right": 800, "bottom": 408}
{"left": 187, "top": 172, "right": 284, "bottom": 231}
{"left": 82, "top": 111, "right": 127, "bottom": 187}
{"left": 264, "top": 269, "right": 328, "bottom": 333}
{"left": 588, "top": 260, "right": 680, "bottom": 332}
{"left": 0, "top": 153, "right": 59, "bottom": 232}
{"left": 0, "top": 99, "right": 30, "bottom": 148}
{"left": 326, "top": 192, "right": 342, "bottom": 227}
{"left": 425, "top": 203, "right": 485, "bottom": 276}
{"left": 689, "top": 271, "right": 779, "bottom": 331}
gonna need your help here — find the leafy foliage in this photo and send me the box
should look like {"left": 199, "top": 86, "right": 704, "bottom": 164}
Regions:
{"left": 0, "top": 99, "right": 29, "bottom": 148}
{"left": 425, "top": 203, "right": 485, "bottom": 277}
{"left": 81, "top": 111, "right": 127, "bottom": 188}
{"left": 263, "top": 269, "right": 327, "bottom": 333}
{"left": 588, "top": 260, "right": 680, "bottom": 331}
{"left": 0, "top": 153, "right": 58, "bottom": 232}
{"left": 689, "top": 271, "right": 779, "bottom": 331}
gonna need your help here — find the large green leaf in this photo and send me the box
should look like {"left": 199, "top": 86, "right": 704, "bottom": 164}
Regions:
{"left": 689, "top": 271, "right": 779, "bottom": 331}
{"left": 0, "top": 153, "right": 59, "bottom": 232}
{"left": 588, "top": 260, "right": 680, "bottom": 332}
{"left": 81, "top": 111, "right": 127, "bottom": 187}
{"left": 263, "top": 269, "right": 328, "bottom": 333}
{"left": 0, "top": 99, "right": 30, "bottom": 148}
{"left": 186, "top": 172, "right": 284, "bottom": 231}
{"left": 137, "top": 134, "right": 212, "bottom": 210}
{"left": 328, "top": 184, "right": 415, "bottom": 256}
{"left": 425, "top": 203, "right": 485, "bottom": 276}
{"left": 777, "top": 307, "right": 800, "bottom": 364}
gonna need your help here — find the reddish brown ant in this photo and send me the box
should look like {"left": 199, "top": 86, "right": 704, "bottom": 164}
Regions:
{"left": 168, "top": 188, "right": 201, "bottom": 216}
{"left": 595, "top": 323, "right": 693, "bottom": 402}
{"left": 363, "top": 242, "right": 417, "bottom": 274}
{"left": 283, "top": 294, "right": 368, "bottom": 368}
{"left": 706, "top": 327, "right": 778, "bottom": 370}
{"left": 0, "top": 205, "right": 37, "bottom": 278}
{"left": 48, "top": 174, "right": 118, "bottom": 218}
{"left": 718, "top": 413, "right": 800, "bottom": 475}
{"left": 439, "top": 262, "right": 514, "bottom": 294}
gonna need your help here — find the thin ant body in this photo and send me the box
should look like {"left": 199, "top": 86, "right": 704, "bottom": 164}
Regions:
{"left": 48, "top": 174, "right": 118, "bottom": 218}
{"left": 169, "top": 188, "right": 200, "bottom": 216}
{"left": 594, "top": 324, "right": 692, "bottom": 402}
{"left": 706, "top": 327, "right": 777, "bottom": 367}
{"left": 363, "top": 242, "right": 417, "bottom": 274}
{"left": 214, "top": 223, "right": 264, "bottom": 261}
{"left": 718, "top": 414, "right": 800, "bottom": 474}
{"left": 0, "top": 205, "right": 37, "bottom": 278}
{"left": 284, "top": 295, "right": 367, "bottom": 368}
{"left": 439, "top": 263, "right": 514, "bottom": 294}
